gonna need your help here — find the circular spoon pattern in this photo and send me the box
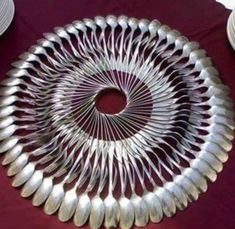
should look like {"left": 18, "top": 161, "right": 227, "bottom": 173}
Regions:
{"left": 0, "top": 15, "right": 234, "bottom": 229}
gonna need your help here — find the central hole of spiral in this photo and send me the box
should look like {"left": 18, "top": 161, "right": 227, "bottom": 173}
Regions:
{"left": 95, "top": 88, "right": 127, "bottom": 114}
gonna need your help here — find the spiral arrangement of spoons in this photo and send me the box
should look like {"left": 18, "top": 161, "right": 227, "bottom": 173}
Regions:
{"left": 0, "top": 15, "right": 234, "bottom": 229}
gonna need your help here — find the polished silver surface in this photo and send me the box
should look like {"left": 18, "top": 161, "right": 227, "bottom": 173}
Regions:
{"left": 0, "top": 15, "right": 234, "bottom": 229}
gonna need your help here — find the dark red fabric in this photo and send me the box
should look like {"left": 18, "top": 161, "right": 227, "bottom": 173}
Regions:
{"left": 0, "top": 0, "right": 235, "bottom": 228}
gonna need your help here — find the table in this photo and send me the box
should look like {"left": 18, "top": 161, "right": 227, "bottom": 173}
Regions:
{"left": 0, "top": 0, "right": 235, "bottom": 228}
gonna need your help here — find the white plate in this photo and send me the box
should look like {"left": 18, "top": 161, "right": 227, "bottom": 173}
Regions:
{"left": 227, "top": 13, "right": 235, "bottom": 49}
{"left": 0, "top": 0, "right": 8, "bottom": 12}
{"left": 216, "top": 0, "right": 235, "bottom": 10}
{"left": 229, "top": 12, "right": 235, "bottom": 41}
{"left": 0, "top": 0, "right": 9, "bottom": 20}
{"left": 0, "top": 1, "right": 8, "bottom": 18}
{"left": 0, "top": 1, "right": 11, "bottom": 28}
{"left": 227, "top": 14, "right": 233, "bottom": 46}
{"left": 0, "top": 1, "right": 11, "bottom": 25}
{"left": 231, "top": 11, "right": 235, "bottom": 29}
{"left": 0, "top": 0, "right": 14, "bottom": 36}
{"left": 0, "top": 0, "right": 14, "bottom": 27}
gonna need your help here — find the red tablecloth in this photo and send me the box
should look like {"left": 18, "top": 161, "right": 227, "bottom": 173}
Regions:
{"left": 0, "top": 0, "right": 235, "bottom": 228}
